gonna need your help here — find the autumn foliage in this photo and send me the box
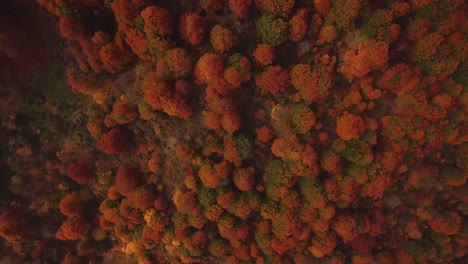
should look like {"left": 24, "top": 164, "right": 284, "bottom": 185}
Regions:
{"left": 56, "top": 216, "right": 90, "bottom": 241}
{"left": 67, "top": 160, "right": 95, "bottom": 184}
{"left": 255, "top": 65, "right": 290, "bottom": 94}
{"left": 336, "top": 113, "right": 365, "bottom": 141}
{"left": 58, "top": 193, "right": 84, "bottom": 218}
{"left": 142, "top": 71, "right": 192, "bottom": 119}
{"left": 141, "top": 6, "right": 173, "bottom": 37}
{"left": 3, "top": 0, "right": 465, "bottom": 263}
{"left": 338, "top": 39, "right": 389, "bottom": 79}
{"left": 179, "top": 12, "right": 206, "bottom": 46}
{"left": 0, "top": 210, "right": 35, "bottom": 243}
{"left": 229, "top": 0, "right": 252, "bottom": 19}
{"left": 210, "top": 25, "right": 236, "bottom": 53}
{"left": 253, "top": 44, "right": 275, "bottom": 67}
{"left": 114, "top": 166, "right": 141, "bottom": 196}
{"left": 96, "top": 128, "right": 129, "bottom": 154}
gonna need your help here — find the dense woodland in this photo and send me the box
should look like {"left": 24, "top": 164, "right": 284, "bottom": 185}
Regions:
{"left": 0, "top": 0, "right": 467, "bottom": 263}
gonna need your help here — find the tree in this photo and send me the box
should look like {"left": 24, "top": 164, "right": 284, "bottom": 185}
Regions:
{"left": 143, "top": 72, "right": 193, "bottom": 119}
{"left": 179, "top": 12, "right": 206, "bottom": 45}
{"left": 290, "top": 59, "right": 335, "bottom": 102}
{"left": 271, "top": 134, "right": 302, "bottom": 161}
{"left": 308, "top": 232, "right": 337, "bottom": 258}
{"left": 224, "top": 67, "right": 242, "bottom": 88}
{"left": 114, "top": 166, "right": 140, "bottom": 196}
{"left": 328, "top": 0, "right": 360, "bottom": 29}
{"left": 233, "top": 167, "right": 256, "bottom": 191}
{"left": 288, "top": 8, "right": 309, "bottom": 42}
{"left": 58, "top": 17, "right": 85, "bottom": 40}
{"left": 229, "top": 0, "right": 252, "bottom": 19}
{"left": 201, "top": 0, "right": 225, "bottom": 14}
{"left": 111, "top": 96, "right": 137, "bottom": 124}
{"left": 380, "top": 115, "right": 406, "bottom": 140}
{"left": 255, "top": 0, "right": 295, "bottom": 18}
{"left": 427, "top": 212, "right": 462, "bottom": 235}
{"left": 128, "top": 186, "right": 155, "bottom": 210}
{"left": 255, "top": 65, "right": 290, "bottom": 94}
{"left": 173, "top": 189, "right": 200, "bottom": 215}
{"left": 362, "top": 9, "right": 394, "bottom": 40}
{"left": 317, "top": 25, "right": 337, "bottom": 45}
{"left": 338, "top": 39, "right": 389, "bottom": 79}
{"left": 163, "top": 48, "right": 193, "bottom": 78}
{"left": 99, "top": 42, "right": 132, "bottom": 73}
{"left": 264, "top": 160, "right": 295, "bottom": 201}
{"left": 289, "top": 104, "right": 315, "bottom": 134}
{"left": 209, "top": 239, "right": 230, "bottom": 257}
{"left": 314, "top": 0, "right": 330, "bottom": 16}
{"left": 210, "top": 25, "right": 236, "bottom": 53}
{"left": 222, "top": 112, "right": 241, "bottom": 133}
{"left": 253, "top": 44, "right": 275, "bottom": 67}
{"left": 111, "top": 0, "right": 151, "bottom": 60}
{"left": 336, "top": 113, "right": 365, "bottom": 141}
{"left": 331, "top": 213, "right": 358, "bottom": 242}
{"left": 195, "top": 53, "right": 224, "bottom": 84}
{"left": 439, "top": 165, "right": 467, "bottom": 187}
{"left": 341, "top": 140, "right": 374, "bottom": 165}
{"left": 97, "top": 128, "right": 129, "bottom": 154}
{"left": 107, "top": 186, "right": 122, "bottom": 201}
{"left": 67, "top": 160, "right": 95, "bottom": 184}
{"left": 198, "top": 160, "right": 231, "bottom": 188}
{"left": 147, "top": 34, "right": 173, "bottom": 60}
{"left": 56, "top": 216, "right": 90, "bottom": 241}
{"left": 412, "top": 33, "right": 461, "bottom": 79}
{"left": 59, "top": 193, "right": 84, "bottom": 218}
{"left": 0, "top": 209, "right": 35, "bottom": 243}
{"left": 320, "top": 151, "right": 342, "bottom": 174}
{"left": 256, "top": 125, "right": 275, "bottom": 143}
{"left": 61, "top": 254, "right": 81, "bottom": 264}
{"left": 217, "top": 191, "right": 236, "bottom": 209}
{"left": 256, "top": 14, "right": 289, "bottom": 47}
{"left": 140, "top": 6, "right": 173, "bottom": 36}
{"left": 378, "top": 63, "right": 421, "bottom": 96}
{"left": 227, "top": 53, "right": 251, "bottom": 83}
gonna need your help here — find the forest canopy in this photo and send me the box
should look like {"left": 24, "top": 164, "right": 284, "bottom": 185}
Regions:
{"left": 0, "top": 0, "right": 467, "bottom": 263}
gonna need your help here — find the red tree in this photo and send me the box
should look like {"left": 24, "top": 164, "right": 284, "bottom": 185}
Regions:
{"left": 97, "top": 128, "right": 129, "bottom": 154}
{"left": 114, "top": 166, "right": 141, "bottom": 196}
{"left": 67, "top": 160, "right": 95, "bottom": 184}
{"left": 179, "top": 12, "right": 206, "bottom": 45}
